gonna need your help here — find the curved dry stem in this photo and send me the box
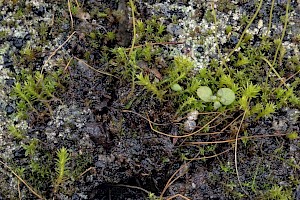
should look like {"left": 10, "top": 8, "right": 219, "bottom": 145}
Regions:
{"left": 129, "top": 0, "right": 137, "bottom": 55}
{"left": 178, "top": 113, "right": 243, "bottom": 146}
{"left": 260, "top": 56, "right": 287, "bottom": 87}
{"left": 63, "top": 57, "right": 73, "bottom": 73}
{"left": 184, "top": 133, "right": 287, "bottom": 145}
{"left": 283, "top": 69, "right": 300, "bottom": 84}
{"left": 160, "top": 148, "right": 233, "bottom": 199}
{"left": 114, "top": 184, "right": 152, "bottom": 196}
{"left": 272, "top": 0, "right": 290, "bottom": 66}
{"left": 126, "top": 41, "right": 185, "bottom": 51}
{"left": 126, "top": 109, "right": 247, "bottom": 140}
{"left": 159, "top": 160, "right": 194, "bottom": 199}
{"left": 41, "top": 31, "right": 76, "bottom": 73}
{"left": 0, "top": 160, "right": 44, "bottom": 199}
{"left": 18, "top": 180, "right": 21, "bottom": 200}
{"left": 74, "top": 56, "right": 119, "bottom": 79}
{"left": 186, "top": 146, "right": 233, "bottom": 161}
{"left": 222, "top": 0, "right": 263, "bottom": 66}
{"left": 74, "top": 0, "right": 80, "bottom": 7}
{"left": 267, "top": 0, "right": 276, "bottom": 35}
{"left": 234, "top": 111, "right": 248, "bottom": 196}
{"left": 67, "top": 0, "right": 74, "bottom": 30}
{"left": 148, "top": 113, "right": 222, "bottom": 138}
{"left": 166, "top": 194, "right": 191, "bottom": 200}
{"left": 77, "top": 167, "right": 96, "bottom": 179}
{"left": 220, "top": 112, "right": 244, "bottom": 132}
{"left": 122, "top": 110, "right": 170, "bottom": 126}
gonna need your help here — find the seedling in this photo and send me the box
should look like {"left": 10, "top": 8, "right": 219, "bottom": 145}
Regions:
{"left": 197, "top": 86, "right": 235, "bottom": 109}
{"left": 54, "top": 147, "right": 70, "bottom": 193}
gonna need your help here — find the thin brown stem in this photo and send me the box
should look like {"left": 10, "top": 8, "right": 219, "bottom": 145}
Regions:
{"left": 184, "top": 133, "right": 287, "bottom": 145}
{"left": 42, "top": 31, "right": 76, "bottom": 73}
{"left": 67, "top": 0, "right": 74, "bottom": 30}
{"left": 0, "top": 160, "right": 44, "bottom": 199}
{"left": 148, "top": 113, "right": 222, "bottom": 138}
{"left": 234, "top": 111, "right": 248, "bottom": 196}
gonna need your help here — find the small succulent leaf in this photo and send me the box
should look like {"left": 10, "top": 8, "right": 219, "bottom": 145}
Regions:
{"left": 217, "top": 88, "right": 235, "bottom": 105}
{"left": 214, "top": 101, "right": 222, "bottom": 110}
{"left": 197, "top": 86, "right": 213, "bottom": 102}
{"left": 210, "top": 95, "right": 217, "bottom": 101}
{"left": 171, "top": 83, "right": 183, "bottom": 91}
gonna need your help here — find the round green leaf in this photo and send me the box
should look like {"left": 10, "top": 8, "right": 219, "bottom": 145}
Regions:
{"left": 197, "top": 86, "right": 213, "bottom": 102}
{"left": 217, "top": 88, "right": 235, "bottom": 105}
{"left": 171, "top": 83, "right": 183, "bottom": 91}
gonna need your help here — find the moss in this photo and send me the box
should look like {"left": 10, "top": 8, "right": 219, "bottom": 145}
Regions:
{"left": 204, "top": 10, "right": 215, "bottom": 23}
{"left": 4, "top": 0, "right": 300, "bottom": 198}
{"left": 12, "top": 69, "right": 65, "bottom": 119}
{"left": 216, "top": 0, "right": 237, "bottom": 13}
{"left": 261, "top": 185, "right": 293, "bottom": 200}
{"left": 0, "top": 30, "right": 9, "bottom": 40}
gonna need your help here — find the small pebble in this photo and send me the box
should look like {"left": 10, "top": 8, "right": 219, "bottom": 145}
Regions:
{"left": 12, "top": 37, "right": 24, "bottom": 49}
{"left": 13, "top": 148, "right": 25, "bottom": 158}
{"left": 230, "top": 35, "right": 239, "bottom": 45}
{"left": 5, "top": 105, "right": 14, "bottom": 115}
{"left": 184, "top": 120, "right": 197, "bottom": 132}
{"left": 33, "top": 6, "right": 45, "bottom": 16}
{"left": 187, "top": 110, "right": 199, "bottom": 121}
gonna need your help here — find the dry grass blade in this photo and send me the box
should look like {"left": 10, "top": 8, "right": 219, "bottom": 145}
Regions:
{"left": 74, "top": 56, "right": 119, "bottom": 79}
{"left": 148, "top": 113, "right": 223, "bottom": 138}
{"left": 178, "top": 112, "right": 243, "bottom": 146}
{"left": 267, "top": 0, "right": 275, "bottom": 35}
{"left": 122, "top": 110, "right": 170, "bottom": 126}
{"left": 78, "top": 167, "right": 96, "bottom": 179}
{"left": 126, "top": 41, "right": 185, "bottom": 50}
{"left": 278, "top": 69, "right": 300, "bottom": 88}
{"left": 285, "top": 69, "right": 300, "bottom": 82}
{"left": 222, "top": 0, "right": 263, "bottom": 65}
{"left": 272, "top": 0, "right": 290, "bottom": 66}
{"left": 160, "top": 148, "right": 233, "bottom": 199}
{"left": 41, "top": 31, "right": 76, "bottom": 73}
{"left": 114, "top": 184, "right": 152, "bottom": 196}
{"left": 234, "top": 111, "right": 248, "bottom": 196}
{"left": 18, "top": 180, "right": 21, "bottom": 200}
{"left": 184, "top": 133, "right": 287, "bottom": 145}
{"left": 129, "top": 0, "right": 136, "bottom": 55}
{"left": 63, "top": 57, "right": 73, "bottom": 73}
{"left": 0, "top": 160, "right": 44, "bottom": 199}
{"left": 159, "top": 161, "right": 192, "bottom": 199}
{"left": 261, "top": 56, "right": 287, "bottom": 87}
{"left": 67, "top": 0, "right": 74, "bottom": 30}
{"left": 123, "top": 110, "right": 223, "bottom": 138}
{"left": 166, "top": 194, "right": 191, "bottom": 200}
{"left": 74, "top": 0, "right": 79, "bottom": 7}
{"left": 186, "top": 147, "right": 233, "bottom": 161}
{"left": 220, "top": 112, "right": 244, "bottom": 132}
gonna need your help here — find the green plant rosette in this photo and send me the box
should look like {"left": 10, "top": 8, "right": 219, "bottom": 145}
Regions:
{"left": 197, "top": 86, "right": 213, "bottom": 102}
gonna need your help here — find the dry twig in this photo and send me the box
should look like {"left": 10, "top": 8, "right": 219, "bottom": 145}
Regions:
{"left": 41, "top": 31, "right": 76, "bottom": 73}
{"left": 0, "top": 160, "right": 44, "bottom": 199}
